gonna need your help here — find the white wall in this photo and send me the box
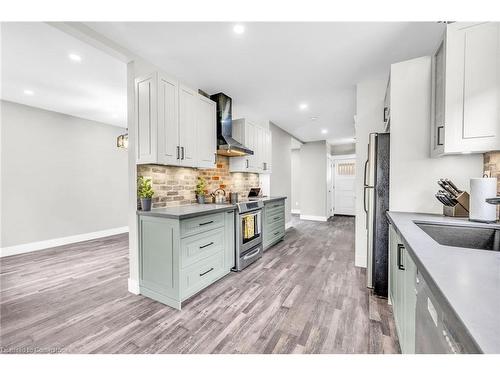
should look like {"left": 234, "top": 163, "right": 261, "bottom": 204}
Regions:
{"left": 354, "top": 76, "right": 388, "bottom": 267}
{"left": 299, "top": 141, "right": 328, "bottom": 221}
{"left": 291, "top": 149, "right": 301, "bottom": 213}
{"left": 269, "top": 122, "right": 292, "bottom": 225}
{"left": 390, "top": 56, "right": 483, "bottom": 212}
{"left": 331, "top": 143, "right": 356, "bottom": 155}
{"left": 0, "top": 100, "right": 128, "bottom": 254}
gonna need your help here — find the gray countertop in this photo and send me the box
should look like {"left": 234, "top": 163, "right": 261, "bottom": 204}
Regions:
{"left": 137, "top": 204, "right": 236, "bottom": 219}
{"left": 386, "top": 211, "right": 500, "bottom": 353}
{"left": 258, "top": 196, "right": 287, "bottom": 203}
{"left": 136, "top": 196, "right": 287, "bottom": 220}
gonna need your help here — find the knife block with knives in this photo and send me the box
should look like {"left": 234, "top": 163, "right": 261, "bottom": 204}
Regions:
{"left": 435, "top": 179, "right": 470, "bottom": 217}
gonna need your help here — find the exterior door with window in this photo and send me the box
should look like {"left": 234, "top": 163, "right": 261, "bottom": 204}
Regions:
{"left": 334, "top": 157, "right": 356, "bottom": 216}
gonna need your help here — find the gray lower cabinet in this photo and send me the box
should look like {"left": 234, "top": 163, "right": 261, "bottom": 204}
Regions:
{"left": 389, "top": 224, "right": 417, "bottom": 354}
{"left": 138, "top": 210, "right": 235, "bottom": 309}
{"left": 263, "top": 199, "right": 286, "bottom": 250}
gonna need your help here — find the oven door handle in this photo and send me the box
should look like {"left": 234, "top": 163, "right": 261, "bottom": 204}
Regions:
{"left": 243, "top": 247, "right": 261, "bottom": 260}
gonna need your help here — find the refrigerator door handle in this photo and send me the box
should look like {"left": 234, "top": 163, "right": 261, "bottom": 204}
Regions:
{"left": 363, "top": 159, "right": 369, "bottom": 186}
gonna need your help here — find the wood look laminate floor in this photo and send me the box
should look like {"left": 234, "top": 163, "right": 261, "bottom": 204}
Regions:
{"left": 0, "top": 216, "right": 400, "bottom": 354}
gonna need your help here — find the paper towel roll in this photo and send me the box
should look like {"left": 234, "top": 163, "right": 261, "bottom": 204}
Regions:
{"left": 469, "top": 178, "right": 497, "bottom": 222}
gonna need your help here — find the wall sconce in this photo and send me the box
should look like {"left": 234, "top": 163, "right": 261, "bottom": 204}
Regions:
{"left": 117, "top": 132, "right": 128, "bottom": 150}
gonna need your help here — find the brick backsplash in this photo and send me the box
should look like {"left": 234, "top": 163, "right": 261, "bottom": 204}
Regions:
{"left": 484, "top": 151, "right": 500, "bottom": 193}
{"left": 137, "top": 156, "right": 260, "bottom": 208}
{"left": 484, "top": 151, "right": 500, "bottom": 219}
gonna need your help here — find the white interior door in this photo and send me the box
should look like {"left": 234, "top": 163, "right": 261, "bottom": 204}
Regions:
{"left": 334, "top": 158, "right": 356, "bottom": 216}
{"left": 326, "top": 156, "right": 334, "bottom": 218}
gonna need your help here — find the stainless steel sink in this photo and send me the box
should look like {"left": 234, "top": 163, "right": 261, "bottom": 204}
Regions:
{"left": 415, "top": 222, "right": 500, "bottom": 252}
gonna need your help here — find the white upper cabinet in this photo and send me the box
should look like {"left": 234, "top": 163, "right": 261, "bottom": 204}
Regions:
{"left": 431, "top": 22, "right": 500, "bottom": 156}
{"left": 135, "top": 74, "right": 157, "bottom": 164}
{"left": 157, "top": 73, "right": 179, "bottom": 165}
{"left": 263, "top": 129, "right": 272, "bottom": 173}
{"left": 196, "top": 94, "right": 217, "bottom": 168}
{"left": 179, "top": 85, "right": 198, "bottom": 167}
{"left": 229, "top": 118, "right": 272, "bottom": 174}
{"left": 135, "top": 72, "right": 216, "bottom": 168}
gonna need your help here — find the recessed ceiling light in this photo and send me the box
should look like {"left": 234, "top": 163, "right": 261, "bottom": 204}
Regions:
{"left": 23, "top": 89, "right": 34, "bottom": 96}
{"left": 321, "top": 129, "right": 328, "bottom": 134}
{"left": 299, "top": 103, "right": 308, "bottom": 111}
{"left": 68, "top": 53, "right": 82, "bottom": 62}
{"left": 233, "top": 24, "right": 245, "bottom": 34}
{"left": 311, "top": 116, "right": 318, "bottom": 121}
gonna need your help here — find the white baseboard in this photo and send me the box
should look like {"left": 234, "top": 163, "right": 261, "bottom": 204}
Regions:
{"left": 128, "top": 278, "right": 140, "bottom": 294}
{"left": 0, "top": 226, "right": 129, "bottom": 257}
{"left": 291, "top": 209, "right": 300, "bottom": 214}
{"left": 285, "top": 221, "right": 293, "bottom": 230}
{"left": 299, "top": 215, "right": 328, "bottom": 222}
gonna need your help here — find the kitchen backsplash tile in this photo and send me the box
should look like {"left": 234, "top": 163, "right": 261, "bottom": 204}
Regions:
{"left": 483, "top": 151, "right": 500, "bottom": 218}
{"left": 137, "top": 156, "right": 260, "bottom": 208}
{"left": 484, "top": 151, "right": 500, "bottom": 193}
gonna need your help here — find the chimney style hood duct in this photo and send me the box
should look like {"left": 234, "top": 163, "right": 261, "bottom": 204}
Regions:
{"left": 210, "top": 92, "right": 254, "bottom": 157}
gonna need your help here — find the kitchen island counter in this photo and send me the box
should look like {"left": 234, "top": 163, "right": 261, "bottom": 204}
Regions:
{"left": 386, "top": 211, "right": 500, "bottom": 354}
{"left": 137, "top": 204, "right": 236, "bottom": 220}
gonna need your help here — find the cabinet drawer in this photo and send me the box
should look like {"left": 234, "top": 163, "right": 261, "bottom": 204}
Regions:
{"left": 264, "top": 220, "right": 285, "bottom": 247}
{"left": 180, "top": 212, "right": 224, "bottom": 238}
{"left": 180, "top": 227, "right": 224, "bottom": 268}
{"left": 180, "top": 251, "right": 225, "bottom": 300}
{"left": 266, "top": 210, "right": 284, "bottom": 225}
{"left": 265, "top": 200, "right": 285, "bottom": 212}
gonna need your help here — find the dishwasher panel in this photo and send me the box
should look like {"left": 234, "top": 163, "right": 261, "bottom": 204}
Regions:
{"left": 415, "top": 270, "right": 480, "bottom": 354}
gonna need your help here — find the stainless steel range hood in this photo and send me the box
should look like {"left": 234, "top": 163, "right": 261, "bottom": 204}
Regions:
{"left": 210, "top": 92, "right": 254, "bottom": 157}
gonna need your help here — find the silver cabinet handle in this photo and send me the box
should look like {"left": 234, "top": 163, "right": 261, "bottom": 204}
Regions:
{"left": 246, "top": 159, "right": 249, "bottom": 169}
{"left": 176, "top": 146, "right": 180, "bottom": 160}
{"left": 199, "top": 267, "right": 214, "bottom": 277}
{"left": 181, "top": 146, "right": 185, "bottom": 160}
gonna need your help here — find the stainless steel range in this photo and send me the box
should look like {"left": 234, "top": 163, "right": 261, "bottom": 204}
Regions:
{"left": 233, "top": 199, "right": 264, "bottom": 271}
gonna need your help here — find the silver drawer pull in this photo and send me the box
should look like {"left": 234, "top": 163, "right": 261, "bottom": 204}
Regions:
{"left": 199, "top": 267, "right": 214, "bottom": 277}
{"left": 274, "top": 231, "right": 280, "bottom": 236}
{"left": 273, "top": 216, "right": 280, "bottom": 221}
{"left": 199, "top": 220, "right": 214, "bottom": 226}
{"left": 199, "top": 241, "right": 214, "bottom": 249}
{"left": 243, "top": 248, "right": 260, "bottom": 260}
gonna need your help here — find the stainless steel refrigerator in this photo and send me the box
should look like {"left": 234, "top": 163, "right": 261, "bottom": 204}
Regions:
{"left": 364, "top": 132, "right": 390, "bottom": 297}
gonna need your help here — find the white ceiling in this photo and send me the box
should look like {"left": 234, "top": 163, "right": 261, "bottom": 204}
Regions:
{"left": 1, "top": 22, "right": 127, "bottom": 128}
{"left": 85, "top": 22, "right": 445, "bottom": 142}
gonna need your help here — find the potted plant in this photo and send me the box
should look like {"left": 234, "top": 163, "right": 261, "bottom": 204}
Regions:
{"left": 137, "top": 176, "right": 154, "bottom": 211}
{"left": 195, "top": 177, "right": 207, "bottom": 204}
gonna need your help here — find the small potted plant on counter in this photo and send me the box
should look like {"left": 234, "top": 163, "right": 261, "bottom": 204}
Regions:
{"left": 195, "top": 177, "right": 207, "bottom": 204}
{"left": 138, "top": 176, "right": 154, "bottom": 211}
